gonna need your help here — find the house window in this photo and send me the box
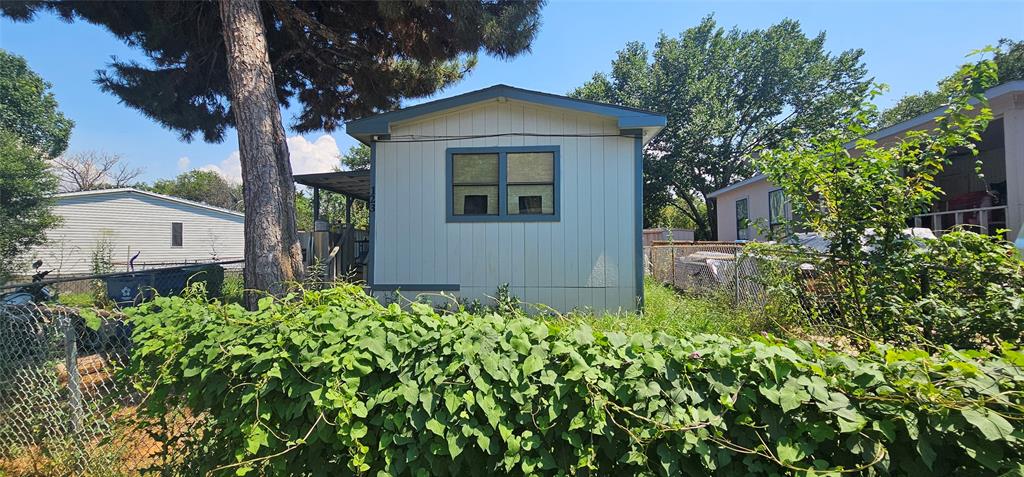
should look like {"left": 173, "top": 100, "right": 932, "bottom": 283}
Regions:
{"left": 447, "top": 146, "right": 559, "bottom": 222}
{"left": 507, "top": 152, "right": 555, "bottom": 216}
{"left": 768, "top": 189, "right": 789, "bottom": 237}
{"left": 735, "top": 198, "right": 749, "bottom": 241}
{"left": 171, "top": 222, "right": 183, "bottom": 247}
{"left": 452, "top": 153, "right": 500, "bottom": 216}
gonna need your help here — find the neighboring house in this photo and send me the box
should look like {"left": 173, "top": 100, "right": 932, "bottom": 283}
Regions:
{"left": 296, "top": 84, "right": 666, "bottom": 312}
{"left": 709, "top": 80, "right": 1024, "bottom": 243}
{"left": 29, "top": 188, "right": 244, "bottom": 275}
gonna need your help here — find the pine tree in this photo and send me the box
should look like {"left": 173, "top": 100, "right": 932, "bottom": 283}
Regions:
{"left": 2, "top": 1, "right": 543, "bottom": 304}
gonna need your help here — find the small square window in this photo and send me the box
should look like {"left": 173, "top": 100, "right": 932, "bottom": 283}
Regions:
{"left": 518, "top": 196, "right": 543, "bottom": 214}
{"left": 171, "top": 222, "right": 183, "bottom": 247}
{"left": 463, "top": 195, "right": 489, "bottom": 215}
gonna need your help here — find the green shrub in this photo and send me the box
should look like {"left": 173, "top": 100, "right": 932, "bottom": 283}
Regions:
{"left": 184, "top": 263, "right": 224, "bottom": 298}
{"left": 751, "top": 55, "right": 1023, "bottom": 349}
{"left": 126, "top": 285, "right": 1024, "bottom": 476}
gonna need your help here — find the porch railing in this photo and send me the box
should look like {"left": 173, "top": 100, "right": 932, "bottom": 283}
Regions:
{"left": 912, "top": 205, "right": 1007, "bottom": 236}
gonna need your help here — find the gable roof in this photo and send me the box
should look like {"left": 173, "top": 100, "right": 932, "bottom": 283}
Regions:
{"left": 345, "top": 84, "right": 667, "bottom": 144}
{"left": 707, "top": 80, "right": 1024, "bottom": 199}
{"left": 56, "top": 188, "right": 245, "bottom": 219}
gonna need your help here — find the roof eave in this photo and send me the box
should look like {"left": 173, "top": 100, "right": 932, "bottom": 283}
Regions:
{"left": 345, "top": 84, "right": 667, "bottom": 143}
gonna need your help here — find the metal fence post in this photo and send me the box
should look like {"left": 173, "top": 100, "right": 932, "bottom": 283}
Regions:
{"left": 63, "top": 317, "right": 83, "bottom": 436}
{"left": 734, "top": 251, "right": 741, "bottom": 306}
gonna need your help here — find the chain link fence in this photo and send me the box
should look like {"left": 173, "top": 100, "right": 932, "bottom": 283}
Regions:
{"left": 644, "top": 242, "right": 767, "bottom": 306}
{"left": 0, "top": 263, "right": 240, "bottom": 475}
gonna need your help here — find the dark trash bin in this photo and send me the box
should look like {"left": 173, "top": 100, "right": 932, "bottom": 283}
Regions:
{"left": 151, "top": 267, "right": 190, "bottom": 296}
{"left": 105, "top": 272, "right": 154, "bottom": 306}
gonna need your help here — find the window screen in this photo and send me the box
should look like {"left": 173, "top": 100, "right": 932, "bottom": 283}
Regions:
{"left": 507, "top": 152, "right": 555, "bottom": 215}
{"left": 452, "top": 153, "right": 499, "bottom": 216}
{"left": 735, "top": 199, "right": 749, "bottom": 241}
{"left": 171, "top": 222, "right": 183, "bottom": 247}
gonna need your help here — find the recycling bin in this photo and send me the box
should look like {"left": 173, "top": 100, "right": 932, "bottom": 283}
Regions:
{"left": 105, "top": 272, "right": 154, "bottom": 306}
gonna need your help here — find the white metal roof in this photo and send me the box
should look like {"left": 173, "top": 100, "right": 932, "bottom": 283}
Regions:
{"left": 56, "top": 188, "right": 245, "bottom": 218}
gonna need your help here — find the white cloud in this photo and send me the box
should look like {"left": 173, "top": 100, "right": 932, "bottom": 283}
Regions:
{"left": 176, "top": 156, "right": 191, "bottom": 172}
{"left": 199, "top": 134, "right": 340, "bottom": 184}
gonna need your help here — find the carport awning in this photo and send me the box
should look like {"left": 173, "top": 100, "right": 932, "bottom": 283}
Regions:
{"left": 293, "top": 170, "right": 370, "bottom": 201}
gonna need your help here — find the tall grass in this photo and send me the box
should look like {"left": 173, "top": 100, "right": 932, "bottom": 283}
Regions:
{"left": 563, "top": 278, "right": 764, "bottom": 337}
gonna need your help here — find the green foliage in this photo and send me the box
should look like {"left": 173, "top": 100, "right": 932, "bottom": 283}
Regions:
{"left": 0, "top": 48, "right": 73, "bottom": 158}
{"left": 127, "top": 285, "right": 1024, "bottom": 476}
{"left": 0, "top": 130, "right": 60, "bottom": 284}
{"left": 569, "top": 278, "right": 761, "bottom": 337}
{"left": 340, "top": 144, "right": 371, "bottom": 171}
{"left": 879, "top": 39, "right": 1024, "bottom": 127}
{"left": 571, "top": 16, "right": 869, "bottom": 238}
{"left": 294, "top": 188, "right": 370, "bottom": 232}
{"left": 754, "top": 54, "right": 1023, "bottom": 348}
{"left": 909, "top": 231, "right": 1024, "bottom": 347}
{"left": 148, "top": 169, "right": 243, "bottom": 211}
{"left": 0, "top": 50, "right": 68, "bottom": 283}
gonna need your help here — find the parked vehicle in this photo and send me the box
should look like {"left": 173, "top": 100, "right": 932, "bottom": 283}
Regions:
{"left": 1, "top": 260, "right": 56, "bottom": 305}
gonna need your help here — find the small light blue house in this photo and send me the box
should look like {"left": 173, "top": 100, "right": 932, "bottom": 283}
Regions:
{"left": 298, "top": 85, "right": 665, "bottom": 312}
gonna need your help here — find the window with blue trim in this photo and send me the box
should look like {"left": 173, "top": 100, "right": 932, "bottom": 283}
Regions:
{"left": 447, "top": 146, "right": 559, "bottom": 222}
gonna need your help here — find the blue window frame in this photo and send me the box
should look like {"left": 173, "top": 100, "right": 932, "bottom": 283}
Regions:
{"left": 446, "top": 146, "right": 560, "bottom": 222}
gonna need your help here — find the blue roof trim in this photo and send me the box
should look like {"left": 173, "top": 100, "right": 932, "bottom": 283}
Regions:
{"left": 346, "top": 84, "right": 667, "bottom": 140}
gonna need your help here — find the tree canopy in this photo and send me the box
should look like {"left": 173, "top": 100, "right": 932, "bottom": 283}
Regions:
{"left": 879, "top": 39, "right": 1023, "bottom": 128}
{"left": 339, "top": 144, "right": 370, "bottom": 171}
{"left": 571, "top": 16, "right": 869, "bottom": 238}
{"left": 0, "top": 48, "right": 73, "bottom": 158}
{"left": 0, "top": 49, "right": 69, "bottom": 282}
{"left": 1, "top": 1, "right": 543, "bottom": 143}
{"left": 148, "top": 169, "right": 244, "bottom": 211}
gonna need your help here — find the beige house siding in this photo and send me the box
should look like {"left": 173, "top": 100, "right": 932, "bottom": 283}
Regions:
{"left": 29, "top": 189, "right": 244, "bottom": 275}
{"left": 713, "top": 178, "right": 780, "bottom": 242}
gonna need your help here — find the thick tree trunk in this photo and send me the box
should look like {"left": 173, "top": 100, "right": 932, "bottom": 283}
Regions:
{"left": 219, "top": 0, "right": 304, "bottom": 307}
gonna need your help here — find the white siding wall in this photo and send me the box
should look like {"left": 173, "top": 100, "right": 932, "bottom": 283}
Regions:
{"left": 29, "top": 191, "right": 244, "bottom": 275}
{"left": 373, "top": 100, "right": 638, "bottom": 312}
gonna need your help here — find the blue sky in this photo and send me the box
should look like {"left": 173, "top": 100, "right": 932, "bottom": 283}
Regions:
{"left": 1, "top": 1, "right": 1022, "bottom": 183}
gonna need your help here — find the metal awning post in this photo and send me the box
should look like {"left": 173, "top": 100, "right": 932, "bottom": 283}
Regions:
{"left": 345, "top": 195, "right": 353, "bottom": 225}
{"left": 312, "top": 186, "right": 321, "bottom": 223}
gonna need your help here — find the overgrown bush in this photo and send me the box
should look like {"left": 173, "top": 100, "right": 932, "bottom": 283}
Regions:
{"left": 752, "top": 54, "right": 1024, "bottom": 348}
{"left": 126, "top": 285, "right": 1024, "bottom": 476}
{"left": 750, "top": 231, "right": 1024, "bottom": 348}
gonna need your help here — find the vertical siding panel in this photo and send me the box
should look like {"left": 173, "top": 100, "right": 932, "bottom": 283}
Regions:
{"left": 447, "top": 113, "right": 462, "bottom": 286}
{"left": 560, "top": 112, "right": 578, "bottom": 289}
{"left": 577, "top": 117, "right": 594, "bottom": 297}
{"left": 413, "top": 120, "right": 427, "bottom": 283}
{"left": 590, "top": 117, "right": 606, "bottom": 290}
{"left": 603, "top": 129, "right": 618, "bottom": 289}
{"left": 431, "top": 117, "right": 446, "bottom": 284}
